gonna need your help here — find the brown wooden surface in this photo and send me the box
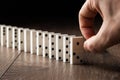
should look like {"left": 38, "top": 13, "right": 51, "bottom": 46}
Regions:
{"left": 0, "top": 49, "right": 120, "bottom": 80}
{"left": 0, "top": 23, "right": 120, "bottom": 80}
{"left": 0, "top": 47, "right": 20, "bottom": 78}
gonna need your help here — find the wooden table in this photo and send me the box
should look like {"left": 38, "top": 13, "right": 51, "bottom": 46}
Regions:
{"left": 0, "top": 46, "right": 120, "bottom": 80}
{"left": 0, "top": 20, "right": 120, "bottom": 80}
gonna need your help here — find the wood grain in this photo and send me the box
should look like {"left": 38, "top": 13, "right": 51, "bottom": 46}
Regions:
{"left": 1, "top": 52, "right": 120, "bottom": 80}
{"left": 0, "top": 47, "right": 21, "bottom": 78}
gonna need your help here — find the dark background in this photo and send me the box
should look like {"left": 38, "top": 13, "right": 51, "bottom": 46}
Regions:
{"left": 0, "top": 0, "right": 102, "bottom": 35}
{"left": 0, "top": 0, "right": 85, "bottom": 25}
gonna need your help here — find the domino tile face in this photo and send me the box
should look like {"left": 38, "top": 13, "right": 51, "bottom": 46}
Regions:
{"left": 63, "top": 34, "right": 71, "bottom": 63}
{"left": 1, "top": 25, "right": 7, "bottom": 46}
{"left": 30, "top": 29, "right": 37, "bottom": 54}
{"left": 24, "top": 28, "right": 31, "bottom": 53}
{"left": 70, "top": 36, "right": 87, "bottom": 65}
{"left": 56, "top": 33, "right": 63, "bottom": 61}
{"left": 36, "top": 30, "right": 43, "bottom": 56}
{"left": 42, "top": 31, "right": 49, "bottom": 57}
{"left": 18, "top": 28, "right": 24, "bottom": 51}
{"left": 49, "top": 32, "right": 56, "bottom": 59}
{"left": 6, "top": 26, "right": 12, "bottom": 48}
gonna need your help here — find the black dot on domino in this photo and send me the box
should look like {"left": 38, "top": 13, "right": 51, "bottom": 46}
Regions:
{"left": 39, "top": 33, "right": 41, "bottom": 35}
{"left": 66, "top": 59, "right": 68, "bottom": 61}
{"left": 59, "top": 36, "right": 61, "bottom": 39}
{"left": 15, "top": 40, "right": 17, "bottom": 42}
{"left": 45, "top": 34, "right": 48, "bottom": 37}
{"left": 45, "top": 46, "right": 48, "bottom": 49}
{"left": 80, "top": 60, "right": 83, "bottom": 63}
{"left": 21, "top": 41, "right": 23, "bottom": 43}
{"left": 59, "top": 49, "right": 61, "bottom": 52}
{"left": 15, "top": 29, "right": 17, "bottom": 32}
{"left": 3, "top": 33, "right": 5, "bottom": 35}
{"left": 52, "top": 48, "right": 54, "bottom": 51}
{"left": 73, "top": 52, "right": 76, "bottom": 56}
{"left": 15, "top": 35, "right": 17, "bottom": 38}
{"left": 76, "top": 56, "right": 80, "bottom": 59}
{"left": 59, "top": 57, "right": 61, "bottom": 60}
{"left": 52, "top": 42, "right": 54, "bottom": 45}
{"left": 15, "top": 32, "right": 17, "bottom": 34}
{"left": 52, "top": 55, "right": 54, "bottom": 58}
{"left": 21, "top": 30, "right": 23, "bottom": 32}
{"left": 66, "top": 51, "right": 68, "bottom": 54}
{"left": 3, "top": 27, "right": 5, "bottom": 30}
{"left": 76, "top": 42, "right": 80, "bottom": 45}
{"left": 15, "top": 46, "right": 17, "bottom": 49}
{"left": 66, "top": 37, "right": 68, "bottom": 40}
{"left": 66, "top": 45, "right": 68, "bottom": 48}
{"left": 39, "top": 45, "right": 41, "bottom": 48}
{"left": 45, "top": 53, "right": 48, "bottom": 56}
{"left": 51, "top": 35, "right": 54, "bottom": 38}
{"left": 9, "top": 28, "right": 11, "bottom": 31}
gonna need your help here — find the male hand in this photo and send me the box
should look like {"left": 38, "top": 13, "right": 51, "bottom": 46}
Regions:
{"left": 79, "top": 0, "right": 120, "bottom": 53}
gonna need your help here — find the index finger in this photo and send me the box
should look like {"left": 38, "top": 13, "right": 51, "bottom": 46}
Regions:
{"left": 79, "top": 0, "right": 97, "bottom": 39}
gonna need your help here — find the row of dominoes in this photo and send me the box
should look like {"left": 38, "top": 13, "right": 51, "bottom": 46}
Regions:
{"left": 0, "top": 24, "right": 87, "bottom": 65}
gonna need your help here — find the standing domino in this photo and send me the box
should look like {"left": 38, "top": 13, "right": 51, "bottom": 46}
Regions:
{"left": 30, "top": 29, "right": 37, "bottom": 54}
{"left": 24, "top": 28, "right": 31, "bottom": 53}
{"left": 70, "top": 36, "right": 86, "bottom": 65}
{"left": 63, "top": 35, "right": 75, "bottom": 63}
{"left": 6, "top": 26, "right": 12, "bottom": 48}
{"left": 1, "top": 25, "right": 7, "bottom": 47}
{"left": 43, "top": 31, "right": 49, "bottom": 57}
{"left": 56, "top": 33, "right": 63, "bottom": 61}
{"left": 49, "top": 32, "right": 56, "bottom": 59}
{"left": 36, "top": 30, "right": 43, "bottom": 56}
{"left": 12, "top": 27, "right": 18, "bottom": 49}
{"left": 18, "top": 28, "right": 24, "bottom": 51}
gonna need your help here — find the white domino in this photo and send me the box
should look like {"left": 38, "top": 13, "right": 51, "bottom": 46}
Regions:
{"left": 49, "top": 32, "right": 56, "bottom": 59}
{"left": 42, "top": 31, "right": 49, "bottom": 57}
{"left": 6, "top": 26, "right": 12, "bottom": 48}
{"left": 30, "top": 29, "right": 37, "bottom": 54}
{"left": 1, "top": 25, "right": 7, "bottom": 47}
{"left": 24, "top": 28, "right": 31, "bottom": 53}
{"left": 0, "top": 24, "right": 93, "bottom": 65}
{"left": 70, "top": 36, "right": 86, "bottom": 65}
{"left": 56, "top": 33, "right": 63, "bottom": 61}
{"left": 12, "top": 27, "right": 19, "bottom": 49}
{"left": 18, "top": 28, "right": 24, "bottom": 51}
{"left": 63, "top": 34, "right": 73, "bottom": 62}
{"left": 36, "top": 30, "right": 43, "bottom": 56}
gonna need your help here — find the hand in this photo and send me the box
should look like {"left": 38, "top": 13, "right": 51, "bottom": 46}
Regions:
{"left": 79, "top": 0, "right": 120, "bottom": 53}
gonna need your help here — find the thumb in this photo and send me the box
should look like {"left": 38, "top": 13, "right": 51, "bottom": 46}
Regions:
{"left": 84, "top": 19, "right": 120, "bottom": 53}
